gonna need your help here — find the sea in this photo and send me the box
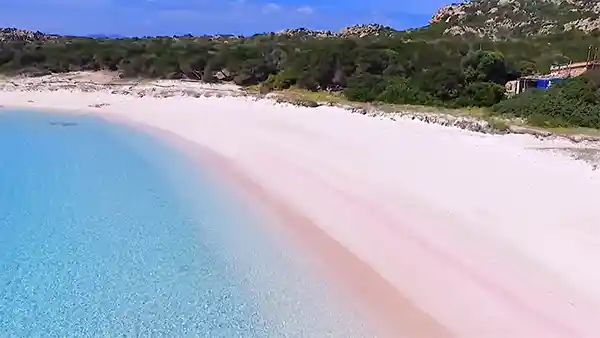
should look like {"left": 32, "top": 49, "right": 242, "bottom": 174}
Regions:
{"left": 0, "top": 109, "right": 373, "bottom": 337}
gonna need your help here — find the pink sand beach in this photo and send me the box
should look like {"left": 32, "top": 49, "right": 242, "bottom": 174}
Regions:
{"left": 2, "top": 82, "right": 600, "bottom": 337}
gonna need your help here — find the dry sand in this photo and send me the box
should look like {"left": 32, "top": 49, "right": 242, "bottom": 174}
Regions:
{"left": 2, "top": 82, "right": 600, "bottom": 337}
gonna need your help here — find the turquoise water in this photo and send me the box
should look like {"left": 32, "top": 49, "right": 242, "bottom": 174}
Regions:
{"left": 0, "top": 110, "right": 371, "bottom": 337}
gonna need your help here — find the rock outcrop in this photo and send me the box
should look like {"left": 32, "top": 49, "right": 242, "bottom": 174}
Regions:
{"left": 277, "top": 24, "right": 397, "bottom": 39}
{"left": 429, "top": 0, "right": 600, "bottom": 39}
{"left": 338, "top": 24, "right": 397, "bottom": 38}
{"left": 276, "top": 28, "right": 336, "bottom": 38}
{"left": 0, "top": 28, "right": 52, "bottom": 43}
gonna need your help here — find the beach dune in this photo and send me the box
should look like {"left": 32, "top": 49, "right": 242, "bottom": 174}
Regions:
{"left": 2, "top": 86, "right": 600, "bottom": 337}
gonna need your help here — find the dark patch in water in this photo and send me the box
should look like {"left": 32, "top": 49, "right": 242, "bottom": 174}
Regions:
{"left": 49, "top": 121, "right": 78, "bottom": 127}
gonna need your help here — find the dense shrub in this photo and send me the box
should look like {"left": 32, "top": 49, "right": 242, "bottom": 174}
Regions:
{"left": 375, "top": 77, "right": 436, "bottom": 105}
{"left": 458, "top": 82, "right": 506, "bottom": 107}
{"left": 264, "top": 69, "right": 297, "bottom": 90}
{"left": 461, "top": 50, "right": 510, "bottom": 84}
{"left": 492, "top": 77, "right": 600, "bottom": 128}
{"left": 0, "top": 37, "right": 516, "bottom": 110}
{"left": 1, "top": 30, "right": 600, "bottom": 128}
{"left": 343, "top": 74, "right": 386, "bottom": 102}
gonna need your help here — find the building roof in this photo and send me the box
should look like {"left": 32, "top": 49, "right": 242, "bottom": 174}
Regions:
{"left": 521, "top": 74, "right": 565, "bottom": 80}
{"left": 550, "top": 60, "right": 600, "bottom": 71}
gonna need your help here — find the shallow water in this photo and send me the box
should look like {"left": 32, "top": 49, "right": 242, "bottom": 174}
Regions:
{"left": 0, "top": 110, "right": 372, "bottom": 337}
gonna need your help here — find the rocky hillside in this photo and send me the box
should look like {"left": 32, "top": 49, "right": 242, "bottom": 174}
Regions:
{"left": 276, "top": 24, "right": 397, "bottom": 39}
{"left": 0, "top": 28, "right": 52, "bottom": 43}
{"left": 430, "top": 0, "right": 600, "bottom": 39}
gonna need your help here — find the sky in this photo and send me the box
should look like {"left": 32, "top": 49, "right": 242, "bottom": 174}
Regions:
{"left": 0, "top": 0, "right": 450, "bottom": 37}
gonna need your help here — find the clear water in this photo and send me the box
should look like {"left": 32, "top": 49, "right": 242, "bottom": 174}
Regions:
{"left": 0, "top": 110, "right": 372, "bottom": 337}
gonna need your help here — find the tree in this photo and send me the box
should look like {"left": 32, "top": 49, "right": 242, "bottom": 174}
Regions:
{"left": 2, "top": 26, "right": 600, "bottom": 127}
{"left": 458, "top": 82, "right": 505, "bottom": 107}
{"left": 376, "top": 77, "right": 434, "bottom": 105}
{"left": 415, "top": 67, "right": 465, "bottom": 102}
{"left": 461, "top": 50, "right": 510, "bottom": 84}
{"left": 518, "top": 61, "right": 537, "bottom": 76}
{"left": 344, "top": 74, "right": 385, "bottom": 102}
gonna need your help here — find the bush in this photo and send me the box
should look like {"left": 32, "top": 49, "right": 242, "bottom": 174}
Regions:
{"left": 457, "top": 82, "right": 506, "bottom": 107}
{"left": 343, "top": 74, "right": 385, "bottom": 102}
{"left": 264, "top": 68, "right": 297, "bottom": 90}
{"left": 486, "top": 117, "right": 510, "bottom": 133}
{"left": 4, "top": 32, "right": 600, "bottom": 123}
{"left": 296, "top": 71, "right": 320, "bottom": 91}
{"left": 492, "top": 77, "right": 600, "bottom": 128}
{"left": 375, "top": 77, "right": 435, "bottom": 105}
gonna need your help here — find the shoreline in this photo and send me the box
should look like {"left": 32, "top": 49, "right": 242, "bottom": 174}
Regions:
{"left": 3, "top": 84, "right": 599, "bottom": 170}
{"left": 123, "top": 116, "right": 452, "bottom": 338}
{"left": 3, "top": 71, "right": 600, "bottom": 146}
{"left": 3, "top": 81, "right": 600, "bottom": 336}
{"left": 5, "top": 98, "right": 449, "bottom": 337}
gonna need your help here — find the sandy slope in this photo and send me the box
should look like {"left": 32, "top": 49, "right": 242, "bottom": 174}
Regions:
{"left": 3, "top": 89, "right": 600, "bottom": 337}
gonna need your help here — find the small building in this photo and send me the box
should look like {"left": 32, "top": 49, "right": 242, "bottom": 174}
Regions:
{"left": 506, "top": 60, "right": 600, "bottom": 97}
{"left": 505, "top": 60, "right": 600, "bottom": 96}
{"left": 505, "top": 75, "right": 563, "bottom": 96}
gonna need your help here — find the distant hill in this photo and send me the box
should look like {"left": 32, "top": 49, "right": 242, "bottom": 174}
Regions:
{"left": 429, "top": 0, "right": 600, "bottom": 39}
{"left": 0, "top": 28, "right": 121, "bottom": 42}
{"left": 0, "top": 24, "right": 396, "bottom": 42}
{"left": 84, "top": 34, "right": 125, "bottom": 39}
{"left": 5, "top": 1, "right": 600, "bottom": 43}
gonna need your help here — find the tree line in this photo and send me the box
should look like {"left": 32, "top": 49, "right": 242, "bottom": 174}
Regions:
{"left": 1, "top": 30, "right": 600, "bottom": 128}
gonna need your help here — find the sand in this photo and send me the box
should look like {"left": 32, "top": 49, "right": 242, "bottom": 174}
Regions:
{"left": 2, "top": 81, "right": 600, "bottom": 337}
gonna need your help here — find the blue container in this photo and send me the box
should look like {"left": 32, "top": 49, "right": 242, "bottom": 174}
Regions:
{"left": 536, "top": 79, "right": 550, "bottom": 89}
{"left": 535, "top": 77, "right": 562, "bottom": 90}
{"left": 549, "top": 78, "right": 562, "bottom": 87}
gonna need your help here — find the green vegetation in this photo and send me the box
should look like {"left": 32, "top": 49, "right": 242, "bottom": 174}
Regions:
{"left": 493, "top": 72, "right": 600, "bottom": 129}
{"left": 1, "top": 24, "right": 600, "bottom": 130}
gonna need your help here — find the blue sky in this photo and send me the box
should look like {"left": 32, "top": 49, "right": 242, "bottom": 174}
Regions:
{"left": 0, "top": 0, "right": 449, "bottom": 36}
